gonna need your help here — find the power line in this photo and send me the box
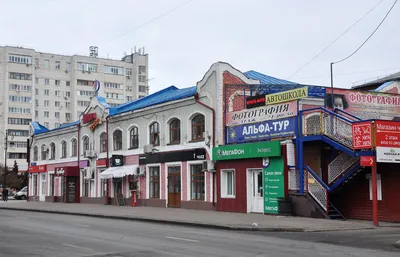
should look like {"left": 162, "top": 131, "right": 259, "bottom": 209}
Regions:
{"left": 334, "top": 0, "right": 398, "bottom": 64}
{"left": 108, "top": 0, "right": 196, "bottom": 43}
{"left": 295, "top": 67, "right": 400, "bottom": 80}
{"left": 287, "top": 0, "right": 385, "bottom": 79}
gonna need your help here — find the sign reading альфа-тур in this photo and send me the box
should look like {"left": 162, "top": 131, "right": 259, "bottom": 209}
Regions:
{"left": 212, "top": 141, "right": 281, "bottom": 161}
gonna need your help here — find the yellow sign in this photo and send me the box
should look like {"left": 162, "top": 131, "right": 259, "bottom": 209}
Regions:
{"left": 265, "top": 86, "right": 308, "bottom": 105}
{"left": 89, "top": 118, "right": 102, "bottom": 131}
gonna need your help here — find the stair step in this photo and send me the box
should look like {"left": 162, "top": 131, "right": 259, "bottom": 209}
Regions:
{"left": 329, "top": 215, "right": 344, "bottom": 220}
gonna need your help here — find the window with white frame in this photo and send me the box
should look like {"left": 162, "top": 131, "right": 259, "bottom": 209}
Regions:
{"left": 55, "top": 80, "right": 60, "bottom": 86}
{"left": 45, "top": 78, "right": 50, "bottom": 85}
{"left": 44, "top": 89, "right": 50, "bottom": 95}
{"left": 104, "top": 66, "right": 123, "bottom": 75}
{"left": 149, "top": 166, "right": 160, "bottom": 198}
{"left": 126, "top": 69, "right": 132, "bottom": 76}
{"left": 55, "top": 61, "right": 60, "bottom": 70}
{"left": 77, "top": 62, "right": 97, "bottom": 72}
{"left": 44, "top": 100, "right": 49, "bottom": 107}
{"left": 191, "top": 164, "right": 204, "bottom": 200}
{"left": 44, "top": 60, "right": 50, "bottom": 68}
{"left": 9, "top": 54, "right": 32, "bottom": 64}
{"left": 221, "top": 169, "right": 235, "bottom": 198}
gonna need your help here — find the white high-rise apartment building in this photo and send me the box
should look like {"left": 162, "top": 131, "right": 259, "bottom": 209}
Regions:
{"left": 0, "top": 45, "right": 149, "bottom": 171}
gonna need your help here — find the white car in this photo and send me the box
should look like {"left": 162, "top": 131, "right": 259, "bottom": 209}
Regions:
{"left": 14, "top": 186, "right": 27, "bottom": 200}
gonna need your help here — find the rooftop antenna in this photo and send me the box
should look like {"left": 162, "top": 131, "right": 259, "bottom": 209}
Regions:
{"left": 89, "top": 46, "right": 98, "bottom": 58}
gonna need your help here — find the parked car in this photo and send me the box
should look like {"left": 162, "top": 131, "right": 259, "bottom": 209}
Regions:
{"left": 14, "top": 186, "right": 27, "bottom": 200}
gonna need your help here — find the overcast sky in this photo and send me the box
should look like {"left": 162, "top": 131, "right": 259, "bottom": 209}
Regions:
{"left": 1, "top": 0, "right": 399, "bottom": 93}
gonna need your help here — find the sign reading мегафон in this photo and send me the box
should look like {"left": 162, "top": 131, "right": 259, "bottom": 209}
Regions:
{"left": 212, "top": 141, "right": 281, "bottom": 161}
{"left": 226, "top": 117, "right": 295, "bottom": 144}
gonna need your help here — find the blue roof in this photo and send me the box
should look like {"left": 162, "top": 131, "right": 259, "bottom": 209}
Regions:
{"left": 110, "top": 85, "right": 197, "bottom": 116}
{"left": 96, "top": 96, "right": 111, "bottom": 108}
{"left": 244, "top": 70, "right": 296, "bottom": 85}
{"left": 32, "top": 120, "right": 79, "bottom": 135}
{"left": 374, "top": 81, "right": 394, "bottom": 92}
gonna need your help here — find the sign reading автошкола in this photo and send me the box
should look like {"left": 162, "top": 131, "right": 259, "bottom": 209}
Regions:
{"left": 265, "top": 86, "right": 308, "bottom": 105}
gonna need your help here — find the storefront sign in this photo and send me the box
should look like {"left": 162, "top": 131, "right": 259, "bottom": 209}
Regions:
{"left": 375, "top": 120, "right": 400, "bottom": 147}
{"left": 212, "top": 141, "right": 281, "bottom": 161}
{"left": 28, "top": 165, "right": 47, "bottom": 173}
{"left": 82, "top": 113, "right": 97, "bottom": 124}
{"left": 226, "top": 117, "right": 295, "bottom": 144}
{"left": 265, "top": 86, "right": 308, "bottom": 105}
{"left": 263, "top": 156, "right": 284, "bottom": 214}
{"left": 111, "top": 155, "right": 124, "bottom": 167}
{"left": 352, "top": 122, "right": 372, "bottom": 149}
{"left": 360, "top": 156, "right": 375, "bottom": 167}
{"left": 96, "top": 159, "right": 107, "bottom": 167}
{"left": 226, "top": 101, "right": 297, "bottom": 126}
{"left": 376, "top": 147, "right": 400, "bottom": 163}
{"left": 246, "top": 94, "right": 266, "bottom": 109}
{"left": 89, "top": 118, "right": 102, "bottom": 131}
{"left": 55, "top": 168, "right": 65, "bottom": 176}
{"left": 79, "top": 160, "right": 89, "bottom": 168}
{"left": 139, "top": 148, "right": 206, "bottom": 165}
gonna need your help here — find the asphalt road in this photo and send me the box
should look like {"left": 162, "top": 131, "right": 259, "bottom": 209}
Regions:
{"left": 0, "top": 210, "right": 398, "bottom": 257}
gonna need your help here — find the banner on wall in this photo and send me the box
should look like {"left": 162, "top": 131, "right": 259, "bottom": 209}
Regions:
{"left": 326, "top": 88, "right": 400, "bottom": 120}
{"left": 226, "top": 117, "right": 296, "bottom": 144}
{"left": 265, "top": 86, "right": 308, "bottom": 105}
{"left": 263, "top": 156, "right": 284, "bottom": 214}
{"left": 226, "top": 101, "right": 297, "bottom": 126}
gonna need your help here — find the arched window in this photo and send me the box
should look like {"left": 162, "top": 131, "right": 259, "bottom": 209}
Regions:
{"left": 149, "top": 122, "right": 160, "bottom": 146}
{"left": 49, "top": 143, "right": 56, "bottom": 160}
{"left": 113, "top": 130, "right": 122, "bottom": 150}
{"left": 71, "top": 139, "right": 77, "bottom": 157}
{"left": 169, "top": 119, "right": 180, "bottom": 144}
{"left": 83, "top": 136, "right": 89, "bottom": 152}
{"left": 191, "top": 114, "right": 205, "bottom": 140}
{"left": 100, "top": 133, "right": 107, "bottom": 153}
{"left": 33, "top": 146, "right": 38, "bottom": 161}
{"left": 129, "top": 127, "right": 139, "bottom": 149}
{"left": 61, "top": 141, "right": 67, "bottom": 158}
{"left": 41, "top": 144, "right": 47, "bottom": 160}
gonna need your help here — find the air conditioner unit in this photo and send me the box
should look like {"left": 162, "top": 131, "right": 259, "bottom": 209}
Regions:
{"left": 139, "top": 166, "right": 146, "bottom": 176}
{"left": 84, "top": 150, "right": 97, "bottom": 158}
{"left": 202, "top": 160, "right": 215, "bottom": 172}
{"left": 143, "top": 144, "right": 153, "bottom": 154}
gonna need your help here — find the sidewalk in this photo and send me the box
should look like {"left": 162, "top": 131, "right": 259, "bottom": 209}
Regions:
{"left": 0, "top": 201, "right": 378, "bottom": 232}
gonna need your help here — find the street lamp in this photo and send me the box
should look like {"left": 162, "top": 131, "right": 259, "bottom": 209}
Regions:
{"left": 0, "top": 130, "right": 8, "bottom": 188}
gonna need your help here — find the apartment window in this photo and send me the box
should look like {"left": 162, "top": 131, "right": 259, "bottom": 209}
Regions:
{"left": 65, "top": 113, "right": 71, "bottom": 121}
{"left": 139, "top": 85, "right": 146, "bottom": 93}
{"left": 149, "top": 166, "right": 160, "bottom": 198}
{"left": 83, "top": 136, "right": 89, "bottom": 152}
{"left": 8, "top": 153, "right": 27, "bottom": 159}
{"left": 44, "top": 122, "right": 49, "bottom": 128}
{"left": 35, "top": 77, "right": 39, "bottom": 84}
{"left": 191, "top": 164, "right": 205, "bottom": 200}
{"left": 66, "top": 62, "right": 71, "bottom": 72}
{"left": 77, "top": 101, "right": 90, "bottom": 107}
{"left": 8, "top": 130, "right": 29, "bottom": 137}
{"left": 139, "top": 75, "right": 146, "bottom": 82}
{"left": 77, "top": 80, "right": 91, "bottom": 86}
{"left": 49, "top": 143, "right": 56, "bottom": 160}
{"left": 41, "top": 144, "right": 47, "bottom": 160}
{"left": 35, "top": 110, "right": 38, "bottom": 117}
{"left": 61, "top": 141, "right": 67, "bottom": 158}
{"left": 104, "top": 82, "right": 121, "bottom": 89}
{"left": 8, "top": 107, "right": 31, "bottom": 114}
{"left": 35, "top": 58, "right": 39, "bottom": 67}
{"left": 49, "top": 174, "right": 54, "bottom": 196}
{"left": 55, "top": 61, "right": 60, "bottom": 69}
{"left": 9, "top": 84, "right": 32, "bottom": 92}
{"left": 71, "top": 139, "right": 77, "bottom": 157}
{"left": 66, "top": 81, "right": 70, "bottom": 86}
{"left": 126, "top": 96, "right": 132, "bottom": 102}
{"left": 44, "top": 89, "right": 50, "bottom": 95}
{"left": 8, "top": 118, "right": 31, "bottom": 125}
{"left": 126, "top": 86, "right": 133, "bottom": 92}
{"left": 9, "top": 72, "right": 32, "bottom": 80}
{"left": 44, "top": 111, "right": 49, "bottom": 118}
{"left": 221, "top": 169, "right": 235, "bottom": 197}
{"left": 126, "top": 69, "right": 132, "bottom": 76}
{"left": 169, "top": 119, "right": 180, "bottom": 144}
{"left": 44, "top": 100, "right": 49, "bottom": 107}
{"left": 55, "top": 112, "right": 60, "bottom": 118}
{"left": 55, "top": 80, "right": 60, "bottom": 86}
{"left": 35, "top": 89, "right": 39, "bottom": 95}
{"left": 33, "top": 146, "right": 38, "bottom": 161}
{"left": 77, "top": 90, "right": 94, "bottom": 97}
{"left": 139, "top": 66, "right": 146, "bottom": 74}
{"left": 77, "top": 62, "right": 97, "bottom": 72}
{"left": 44, "top": 60, "right": 50, "bottom": 68}
{"left": 129, "top": 127, "right": 139, "bottom": 149}
{"left": 65, "top": 92, "right": 71, "bottom": 97}
{"left": 55, "top": 91, "right": 61, "bottom": 97}
{"left": 104, "top": 66, "right": 123, "bottom": 75}
{"left": 100, "top": 133, "right": 107, "bottom": 152}
{"left": 55, "top": 101, "right": 60, "bottom": 107}
{"left": 149, "top": 122, "right": 160, "bottom": 146}
{"left": 9, "top": 141, "right": 28, "bottom": 148}
{"left": 65, "top": 102, "right": 71, "bottom": 108}
{"left": 45, "top": 78, "right": 50, "bottom": 85}
{"left": 191, "top": 114, "right": 205, "bottom": 140}
{"left": 9, "top": 54, "right": 32, "bottom": 64}
{"left": 35, "top": 100, "right": 39, "bottom": 107}
{"left": 113, "top": 130, "right": 122, "bottom": 151}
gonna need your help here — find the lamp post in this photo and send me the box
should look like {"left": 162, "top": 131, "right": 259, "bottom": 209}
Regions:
{"left": 1, "top": 130, "right": 8, "bottom": 188}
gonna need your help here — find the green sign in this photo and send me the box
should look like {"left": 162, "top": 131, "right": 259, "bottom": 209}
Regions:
{"left": 212, "top": 141, "right": 281, "bottom": 161}
{"left": 263, "top": 156, "right": 284, "bottom": 214}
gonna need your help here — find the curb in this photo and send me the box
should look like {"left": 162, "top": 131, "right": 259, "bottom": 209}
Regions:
{"left": 0, "top": 207, "right": 304, "bottom": 232}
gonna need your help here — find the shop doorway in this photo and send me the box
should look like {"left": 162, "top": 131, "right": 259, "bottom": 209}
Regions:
{"left": 167, "top": 166, "right": 181, "bottom": 208}
{"left": 39, "top": 173, "right": 46, "bottom": 201}
{"left": 248, "top": 169, "right": 263, "bottom": 213}
{"left": 113, "top": 178, "right": 123, "bottom": 204}
{"left": 67, "top": 177, "right": 77, "bottom": 203}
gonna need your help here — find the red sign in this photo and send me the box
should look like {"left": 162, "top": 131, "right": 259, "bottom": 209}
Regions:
{"left": 352, "top": 122, "right": 372, "bottom": 149}
{"left": 246, "top": 94, "right": 266, "bottom": 109}
{"left": 82, "top": 113, "right": 97, "bottom": 124}
{"left": 89, "top": 118, "right": 102, "bottom": 131}
{"left": 375, "top": 120, "right": 400, "bottom": 147}
{"left": 28, "top": 165, "right": 47, "bottom": 173}
{"left": 360, "top": 156, "right": 375, "bottom": 167}
{"left": 96, "top": 159, "right": 107, "bottom": 167}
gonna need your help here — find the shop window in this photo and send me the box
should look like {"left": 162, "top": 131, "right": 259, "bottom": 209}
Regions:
{"left": 149, "top": 122, "right": 160, "bottom": 146}
{"left": 368, "top": 174, "right": 382, "bottom": 201}
{"left": 113, "top": 129, "right": 122, "bottom": 151}
{"left": 61, "top": 141, "right": 67, "bottom": 158}
{"left": 191, "top": 114, "right": 205, "bottom": 141}
{"left": 71, "top": 138, "right": 77, "bottom": 157}
{"left": 149, "top": 166, "right": 160, "bottom": 198}
{"left": 41, "top": 144, "right": 47, "bottom": 160}
{"left": 33, "top": 146, "right": 38, "bottom": 161}
{"left": 82, "top": 136, "right": 89, "bottom": 152}
{"left": 129, "top": 126, "right": 139, "bottom": 149}
{"left": 49, "top": 174, "right": 54, "bottom": 196}
{"left": 191, "top": 164, "right": 204, "bottom": 200}
{"left": 169, "top": 119, "right": 180, "bottom": 144}
{"left": 221, "top": 169, "right": 235, "bottom": 198}
{"left": 33, "top": 175, "right": 38, "bottom": 196}
{"left": 100, "top": 133, "right": 107, "bottom": 152}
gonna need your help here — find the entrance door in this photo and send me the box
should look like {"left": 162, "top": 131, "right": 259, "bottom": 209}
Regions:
{"left": 67, "top": 177, "right": 76, "bottom": 203}
{"left": 249, "top": 169, "right": 263, "bottom": 213}
{"left": 167, "top": 166, "right": 181, "bottom": 208}
{"left": 39, "top": 174, "right": 46, "bottom": 201}
{"left": 113, "top": 178, "right": 123, "bottom": 204}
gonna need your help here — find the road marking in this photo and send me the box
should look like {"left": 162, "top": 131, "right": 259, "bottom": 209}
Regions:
{"left": 62, "top": 243, "right": 93, "bottom": 251}
{"left": 72, "top": 223, "right": 90, "bottom": 228}
{"left": 165, "top": 236, "right": 199, "bottom": 243}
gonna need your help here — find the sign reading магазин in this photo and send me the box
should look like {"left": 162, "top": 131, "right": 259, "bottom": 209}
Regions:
{"left": 226, "top": 101, "right": 297, "bottom": 126}
{"left": 212, "top": 141, "right": 281, "bottom": 161}
{"left": 226, "top": 117, "right": 296, "bottom": 144}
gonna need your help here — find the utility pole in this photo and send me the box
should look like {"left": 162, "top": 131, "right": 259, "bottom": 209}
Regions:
{"left": 3, "top": 130, "right": 7, "bottom": 188}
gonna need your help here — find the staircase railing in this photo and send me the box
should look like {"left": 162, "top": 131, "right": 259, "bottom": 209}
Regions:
{"left": 304, "top": 166, "right": 329, "bottom": 213}
{"left": 328, "top": 152, "right": 359, "bottom": 184}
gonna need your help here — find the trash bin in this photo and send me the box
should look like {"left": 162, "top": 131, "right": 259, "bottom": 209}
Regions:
{"left": 278, "top": 198, "right": 292, "bottom": 216}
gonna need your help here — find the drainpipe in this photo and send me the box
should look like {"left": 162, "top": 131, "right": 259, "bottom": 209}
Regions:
{"left": 77, "top": 123, "right": 81, "bottom": 203}
{"left": 194, "top": 93, "right": 216, "bottom": 207}
{"left": 106, "top": 116, "right": 110, "bottom": 200}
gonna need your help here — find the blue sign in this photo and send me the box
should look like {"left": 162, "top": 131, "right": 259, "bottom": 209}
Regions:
{"left": 93, "top": 80, "right": 101, "bottom": 92}
{"left": 226, "top": 117, "right": 296, "bottom": 144}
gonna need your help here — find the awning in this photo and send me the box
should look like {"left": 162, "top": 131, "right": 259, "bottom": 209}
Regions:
{"left": 99, "top": 165, "right": 138, "bottom": 179}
